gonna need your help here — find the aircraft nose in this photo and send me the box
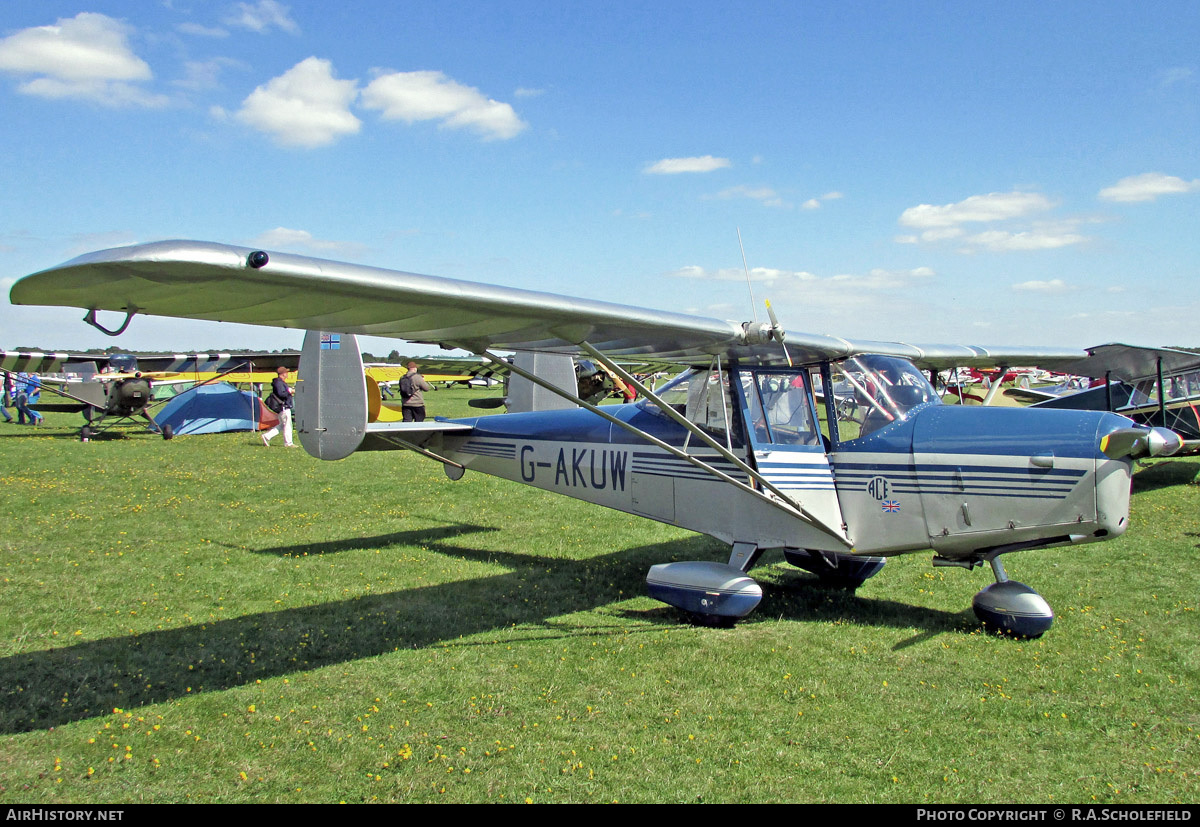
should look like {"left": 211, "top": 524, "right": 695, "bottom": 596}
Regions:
{"left": 1099, "top": 424, "right": 1183, "bottom": 459}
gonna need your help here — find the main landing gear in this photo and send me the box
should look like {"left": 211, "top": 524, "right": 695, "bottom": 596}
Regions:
{"left": 970, "top": 556, "right": 1054, "bottom": 638}
{"left": 934, "top": 552, "right": 1055, "bottom": 638}
{"left": 644, "top": 544, "right": 887, "bottom": 626}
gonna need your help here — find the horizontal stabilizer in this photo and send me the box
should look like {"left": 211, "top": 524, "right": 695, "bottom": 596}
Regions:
{"left": 359, "top": 419, "right": 474, "bottom": 455}
{"left": 365, "top": 421, "right": 474, "bottom": 435}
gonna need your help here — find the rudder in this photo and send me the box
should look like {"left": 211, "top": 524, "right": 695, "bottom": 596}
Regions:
{"left": 295, "top": 331, "right": 368, "bottom": 460}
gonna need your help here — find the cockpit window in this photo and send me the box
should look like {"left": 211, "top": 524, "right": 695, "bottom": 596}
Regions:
{"left": 107, "top": 353, "right": 138, "bottom": 373}
{"left": 832, "top": 355, "right": 939, "bottom": 440}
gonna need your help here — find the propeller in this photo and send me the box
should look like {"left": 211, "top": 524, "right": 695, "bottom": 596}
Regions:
{"left": 736, "top": 229, "right": 793, "bottom": 368}
{"left": 764, "top": 298, "right": 793, "bottom": 367}
{"left": 1100, "top": 426, "right": 1182, "bottom": 459}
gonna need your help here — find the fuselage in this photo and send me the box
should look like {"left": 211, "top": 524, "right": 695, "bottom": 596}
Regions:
{"left": 419, "top": 360, "right": 1137, "bottom": 562}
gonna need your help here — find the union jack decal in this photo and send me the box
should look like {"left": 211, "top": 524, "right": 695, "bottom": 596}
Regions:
{"left": 320, "top": 333, "right": 340, "bottom": 350}
{"left": 881, "top": 500, "right": 901, "bottom": 513}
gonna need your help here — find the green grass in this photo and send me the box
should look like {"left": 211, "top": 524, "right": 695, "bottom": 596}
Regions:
{"left": 1, "top": 389, "right": 1197, "bottom": 803}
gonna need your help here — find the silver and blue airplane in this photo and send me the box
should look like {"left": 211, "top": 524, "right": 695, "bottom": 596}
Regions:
{"left": 10, "top": 241, "right": 1183, "bottom": 637}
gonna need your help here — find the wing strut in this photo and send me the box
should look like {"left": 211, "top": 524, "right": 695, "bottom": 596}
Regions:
{"left": 982, "top": 366, "right": 1008, "bottom": 406}
{"left": 577, "top": 343, "right": 842, "bottom": 534}
{"left": 479, "top": 345, "right": 851, "bottom": 547}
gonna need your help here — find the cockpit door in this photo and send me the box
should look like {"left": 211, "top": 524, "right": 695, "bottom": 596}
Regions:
{"left": 733, "top": 368, "right": 845, "bottom": 535}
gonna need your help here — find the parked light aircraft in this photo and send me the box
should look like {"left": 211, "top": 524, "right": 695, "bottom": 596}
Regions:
{"left": 10, "top": 241, "right": 1184, "bottom": 637}
{"left": 1, "top": 348, "right": 300, "bottom": 440}
{"left": 1019, "top": 344, "right": 1200, "bottom": 450}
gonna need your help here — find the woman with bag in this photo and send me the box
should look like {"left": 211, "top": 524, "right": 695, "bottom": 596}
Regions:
{"left": 262, "top": 366, "right": 294, "bottom": 447}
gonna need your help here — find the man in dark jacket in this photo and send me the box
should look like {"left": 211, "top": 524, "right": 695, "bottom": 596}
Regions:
{"left": 401, "top": 361, "right": 433, "bottom": 422}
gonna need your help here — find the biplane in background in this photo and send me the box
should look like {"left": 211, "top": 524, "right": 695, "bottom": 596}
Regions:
{"left": 1013, "top": 343, "right": 1200, "bottom": 451}
{"left": 11, "top": 241, "right": 1184, "bottom": 637}
{"left": 0, "top": 348, "right": 300, "bottom": 440}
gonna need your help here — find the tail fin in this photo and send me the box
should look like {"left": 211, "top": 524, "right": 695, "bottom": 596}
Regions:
{"left": 295, "top": 331, "right": 368, "bottom": 460}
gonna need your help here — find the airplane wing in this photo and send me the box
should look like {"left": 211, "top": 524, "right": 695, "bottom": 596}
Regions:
{"left": 1, "top": 350, "right": 74, "bottom": 374}
{"left": 365, "top": 360, "right": 481, "bottom": 385}
{"left": 1057, "top": 343, "right": 1200, "bottom": 382}
{"left": 1, "top": 348, "right": 299, "bottom": 376}
{"left": 11, "top": 240, "right": 1087, "bottom": 369}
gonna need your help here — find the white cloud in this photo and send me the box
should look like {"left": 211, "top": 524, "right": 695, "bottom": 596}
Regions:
{"left": 899, "top": 191, "right": 1055, "bottom": 229}
{"left": 801, "top": 191, "right": 844, "bottom": 210}
{"left": 249, "top": 227, "right": 362, "bottom": 255}
{"left": 236, "top": 57, "right": 360, "bottom": 148}
{"left": 360, "top": 70, "right": 526, "bottom": 140}
{"left": 178, "top": 22, "right": 229, "bottom": 38}
{"left": 1011, "top": 279, "right": 1072, "bottom": 293}
{"left": 666, "top": 264, "right": 935, "bottom": 315}
{"left": 709, "top": 185, "right": 788, "bottom": 208}
{"left": 921, "top": 228, "right": 966, "bottom": 242}
{"left": 963, "top": 229, "right": 1086, "bottom": 252}
{"left": 0, "top": 12, "right": 167, "bottom": 107}
{"left": 667, "top": 265, "right": 816, "bottom": 283}
{"left": 896, "top": 191, "right": 1093, "bottom": 254}
{"left": 644, "top": 156, "right": 731, "bottom": 174}
{"left": 1098, "top": 172, "right": 1200, "bottom": 203}
{"left": 223, "top": 1, "right": 300, "bottom": 35}
{"left": 1157, "top": 67, "right": 1194, "bottom": 88}
{"left": 174, "top": 57, "right": 245, "bottom": 91}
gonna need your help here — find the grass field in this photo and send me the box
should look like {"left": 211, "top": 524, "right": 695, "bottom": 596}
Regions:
{"left": 1, "top": 388, "right": 1197, "bottom": 803}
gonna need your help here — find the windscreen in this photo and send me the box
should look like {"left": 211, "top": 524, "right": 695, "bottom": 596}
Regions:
{"left": 832, "top": 355, "right": 939, "bottom": 439}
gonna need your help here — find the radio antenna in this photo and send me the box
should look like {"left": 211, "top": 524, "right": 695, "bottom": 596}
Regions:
{"left": 737, "top": 227, "right": 758, "bottom": 323}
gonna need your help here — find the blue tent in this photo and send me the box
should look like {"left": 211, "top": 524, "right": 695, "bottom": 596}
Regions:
{"left": 156, "top": 382, "right": 268, "bottom": 435}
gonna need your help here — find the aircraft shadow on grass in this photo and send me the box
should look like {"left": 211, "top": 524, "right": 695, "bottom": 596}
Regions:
{"left": 0, "top": 423, "right": 154, "bottom": 441}
{"left": 0, "top": 427, "right": 93, "bottom": 441}
{"left": 1131, "top": 460, "right": 1200, "bottom": 492}
{"left": 0, "top": 527, "right": 966, "bottom": 734}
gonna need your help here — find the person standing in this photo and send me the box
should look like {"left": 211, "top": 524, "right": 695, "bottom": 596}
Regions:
{"left": 261, "top": 366, "right": 294, "bottom": 446}
{"left": 400, "top": 361, "right": 433, "bottom": 422}
{"left": 1, "top": 371, "right": 13, "bottom": 422}
{"left": 15, "top": 372, "right": 42, "bottom": 426}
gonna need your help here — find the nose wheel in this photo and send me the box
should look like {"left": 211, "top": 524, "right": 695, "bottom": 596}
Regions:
{"left": 972, "top": 557, "right": 1054, "bottom": 638}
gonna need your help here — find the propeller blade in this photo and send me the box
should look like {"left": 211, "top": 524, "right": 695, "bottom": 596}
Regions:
{"left": 764, "top": 299, "right": 793, "bottom": 367}
{"left": 1100, "top": 426, "right": 1183, "bottom": 459}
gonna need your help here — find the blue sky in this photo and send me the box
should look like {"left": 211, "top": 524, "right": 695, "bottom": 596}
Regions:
{"left": 1, "top": 1, "right": 1197, "bottom": 355}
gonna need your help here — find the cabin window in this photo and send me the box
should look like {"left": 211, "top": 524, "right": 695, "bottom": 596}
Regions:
{"left": 639, "top": 369, "right": 742, "bottom": 446}
{"left": 106, "top": 353, "right": 138, "bottom": 373}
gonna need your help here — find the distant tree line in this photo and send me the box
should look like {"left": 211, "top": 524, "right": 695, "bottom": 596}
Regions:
{"left": 10, "top": 345, "right": 476, "bottom": 362}
{"left": 361, "top": 350, "right": 409, "bottom": 363}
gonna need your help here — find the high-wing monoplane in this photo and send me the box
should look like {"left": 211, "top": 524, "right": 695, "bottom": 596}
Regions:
{"left": 10, "top": 241, "right": 1184, "bottom": 636}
